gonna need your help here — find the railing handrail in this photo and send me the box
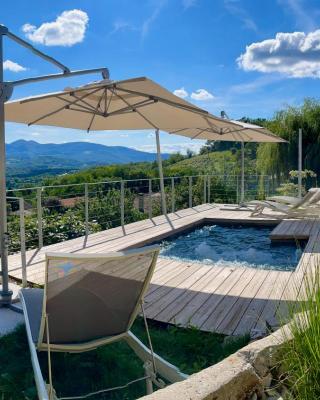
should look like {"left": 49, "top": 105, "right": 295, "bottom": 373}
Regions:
{"left": 7, "top": 173, "right": 275, "bottom": 194}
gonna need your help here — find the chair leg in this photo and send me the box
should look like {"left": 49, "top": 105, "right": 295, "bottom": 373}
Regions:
{"left": 125, "top": 331, "right": 188, "bottom": 384}
{"left": 20, "top": 292, "right": 50, "bottom": 400}
{"left": 144, "top": 361, "right": 154, "bottom": 394}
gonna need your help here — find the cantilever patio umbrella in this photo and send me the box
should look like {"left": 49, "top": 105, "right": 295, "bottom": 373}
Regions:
{"left": 5, "top": 77, "right": 281, "bottom": 210}
{"left": 169, "top": 120, "right": 287, "bottom": 203}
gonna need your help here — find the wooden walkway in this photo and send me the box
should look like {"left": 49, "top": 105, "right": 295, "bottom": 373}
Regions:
{"left": 8, "top": 204, "right": 320, "bottom": 336}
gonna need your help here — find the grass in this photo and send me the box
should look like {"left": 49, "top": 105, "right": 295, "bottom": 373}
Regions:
{"left": 0, "top": 318, "right": 249, "bottom": 400}
{"left": 279, "top": 263, "right": 320, "bottom": 400}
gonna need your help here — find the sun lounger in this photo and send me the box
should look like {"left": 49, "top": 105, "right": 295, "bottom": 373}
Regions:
{"left": 248, "top": 188, "right": 320, "bottom": 218}
{"left": 20, "top": 246, "right": 187, "bottom": 399}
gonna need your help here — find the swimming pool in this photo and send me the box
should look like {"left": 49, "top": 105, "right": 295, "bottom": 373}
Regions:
{"left": 160, "top": 224, "right": 303, "bottom": 271}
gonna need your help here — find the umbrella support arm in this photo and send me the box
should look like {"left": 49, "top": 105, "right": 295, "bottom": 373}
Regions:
{"left": 0, "top": 25, "right": 109, "bottom": 306}
{"left": 155, "top": 129, "right": 167, "bottom": 216}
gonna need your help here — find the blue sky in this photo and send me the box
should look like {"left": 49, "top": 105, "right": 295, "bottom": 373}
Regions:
{"left": 2, "top": 0, "right": 320, "bottom": 153}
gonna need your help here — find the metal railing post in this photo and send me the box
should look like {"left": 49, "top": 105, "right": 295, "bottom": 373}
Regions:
{"left": 84, "top": 183, "right": 89, "bottom": 236}
{"left": 171, "top": 177, "right": 175, "bottom": 213}
{"left": 267, "top": 176, "right": 270, "bottom": 197}
{"left": 203, "top": 175, "right": 207, "bottom": 204}
{"left": 148, "top": 179, "right": 152, "bottom": 219}
{"left": 189, "top": 176, "right": 192, "bottom": 208}
{"left": 120, "top": 181, "right": 125, "bottom": 228}
{"left": 208, "top": 176, "right": 211, "bottom": 204}
{"left": 37, "top": 187, "right": 43, "bottom": 249}
{"left": 236, "top": 175, "right": 239, "bottom": 204}
{"left": 19, "top": 197, "right": 27, "bottom": 287}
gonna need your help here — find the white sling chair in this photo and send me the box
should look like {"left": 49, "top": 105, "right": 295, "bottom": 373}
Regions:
{"left": 19, "top": 245, "right": 187, "bottom": 400}
{"left": 248, "top": 188, "right": 320, "bottom": 218}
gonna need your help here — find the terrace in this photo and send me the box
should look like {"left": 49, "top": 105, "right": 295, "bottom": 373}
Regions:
{"left": 5, "top": 173, "right": 318, "bottom": 336}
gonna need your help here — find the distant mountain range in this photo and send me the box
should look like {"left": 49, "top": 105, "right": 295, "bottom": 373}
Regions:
{"left": 6, "top": 140, "right": 170, "bottom": 179}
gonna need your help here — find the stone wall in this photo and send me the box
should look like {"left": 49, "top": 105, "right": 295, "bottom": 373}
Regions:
{"left": 139, "top": 324, "right": 292, "bottom": 400}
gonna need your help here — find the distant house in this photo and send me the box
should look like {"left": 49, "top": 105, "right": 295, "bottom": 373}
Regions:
{"left": 60, "top": 196, "right": 84, "bottom": 208}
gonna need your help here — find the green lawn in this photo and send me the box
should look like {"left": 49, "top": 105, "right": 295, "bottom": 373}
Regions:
{"left": 0, "top": 318, "right": 249, "bottom": 400}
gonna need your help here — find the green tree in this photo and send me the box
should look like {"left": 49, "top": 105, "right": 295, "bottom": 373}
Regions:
{"left": 256, "top": 98, "right": 320, "bottom": 181}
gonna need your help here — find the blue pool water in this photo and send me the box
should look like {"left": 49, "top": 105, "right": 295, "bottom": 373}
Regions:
{"left": 160, "top": 225, "right": 303, "bottom": 271}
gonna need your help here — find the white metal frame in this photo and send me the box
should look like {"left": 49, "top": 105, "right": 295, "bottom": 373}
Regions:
{"left": 20, "top": 246, "right": 187, "bottom": 399}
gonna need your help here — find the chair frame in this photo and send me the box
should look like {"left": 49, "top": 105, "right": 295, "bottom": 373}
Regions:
{"left": 20, "top": 246, "right": 188, "bottom": 400}
{"left": 248, "top": 188, "right": 320, "bottom": 218}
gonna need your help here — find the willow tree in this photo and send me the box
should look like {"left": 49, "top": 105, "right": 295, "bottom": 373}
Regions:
{"left": 257, "top": 98, "right": 320, "bottom": 182}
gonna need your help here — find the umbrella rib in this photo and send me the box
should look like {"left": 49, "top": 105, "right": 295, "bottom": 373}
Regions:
{"left": 204, "top": 116, "right": 223, "bottom": 134}
{"left": 106, "top": 99, "right": 156, "bottom": 117}
{"left": 114, "top": 86, "right": 210, "bottom": 117}
{"left": 104, "top": 88, "right": 107, "bottom": 114}
{"left": 191, "top": 128, "right": 209, "bottom": 139}
{"left": 168, "top": 128, "right": 189, "bottom": 134}
{"left": 69, "top": 94, "right": 100, "bottom": 112}
{"left": 110, "top": 88, "right": 158, "bottom": 129}
{"left": 106, "top": 89, "right": 114, "bottom": 113}
{"left": 67, "top": 107, "right": 104, "bottom": 117}
{"left": 87, "top": 91, "right": 105, "bottom": 132}
{"left": 56, "top": 96, "right": 98, "bottom": 114}
{"left": 27, "top": 87, "right": 103, "bottom": 126}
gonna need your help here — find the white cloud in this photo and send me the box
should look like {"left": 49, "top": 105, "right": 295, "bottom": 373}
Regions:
{"left": 134, "top": 142, "right": 202, "bottom": 154}
{"left": 173, "top": 87, "right": 188, "bottom": 98}
{"left": 22, "top": 9, "right": 89, "bottom": 46}
{"left": 238, "top": 30, "right": 320, "bottom": 78}
{"left": 3, "top": 60, "right": 27, "bottom": 72}
{"left": 191, "top": 89, "right": 214, "bottom": 101}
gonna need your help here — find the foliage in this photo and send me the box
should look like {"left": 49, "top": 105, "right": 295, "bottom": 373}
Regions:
{"left": 257, "top": 98, "right": 320, "bottom": 180}
{"left": 275, "top": 169, "right": 317, "bottom": 196}
{"left": 279, "top": 264, "right": 320, "bottom": 400}
{"left": 276, "top": 182, "right": 305, "bottom": 197}
{"left": 289, "top": 169, "right": 317, "bottom": 179}
{"left": 7, "top": 209, "right": 101, "bottom": 252}
{"left": 0, "top": 320, "right": 249, "bottom": 400}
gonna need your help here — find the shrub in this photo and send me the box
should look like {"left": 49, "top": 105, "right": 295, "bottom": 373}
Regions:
{"left": 279, "top": 264, "right": 320, "bottom": 399}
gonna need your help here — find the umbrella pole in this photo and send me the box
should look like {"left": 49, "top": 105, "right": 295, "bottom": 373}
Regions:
{"left": 0, "top": 30, "right": 12, "bottom": 305}
{"left": 155, "top": 129, "right": 167, "bottom": 216}
{"left": 240, "top": 141, "right": 245, "bottom": 204}
{"left": 298, "top": 128, "right": 302, "bottom": 199}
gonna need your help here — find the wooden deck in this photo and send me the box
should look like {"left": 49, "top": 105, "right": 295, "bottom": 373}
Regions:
{"left": 8, "top": 204, "right": 320, "bottom": 336}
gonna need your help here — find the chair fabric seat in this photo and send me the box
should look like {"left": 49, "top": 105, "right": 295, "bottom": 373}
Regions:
{"left": 20, "top": 288, "right": 44, "bottom": 344}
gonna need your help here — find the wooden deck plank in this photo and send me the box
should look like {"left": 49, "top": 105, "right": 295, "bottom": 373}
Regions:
{"left": 189, "top": 267, "right": 247, "bottom": 328}
{"left": 200, "top": 268, "right": 257, "bottom": 332}
{"left": 154, "top": 266, "right": 222, "bottom": 323}
{"left": 8, "top": 203, "right": 320, "bottom": 336}
{"left": 216, "top": 269, "right": 270, "bottom": 335}
{"left": 233, "top": 270, "right": 281, "bottom": 335}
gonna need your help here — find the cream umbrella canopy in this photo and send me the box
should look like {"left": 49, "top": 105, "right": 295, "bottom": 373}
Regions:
{"left": 5, "top": 77, "right": 280, "bottom": 212}
{"left": 169, "top": 120, "right": 287, "bottom": 203}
